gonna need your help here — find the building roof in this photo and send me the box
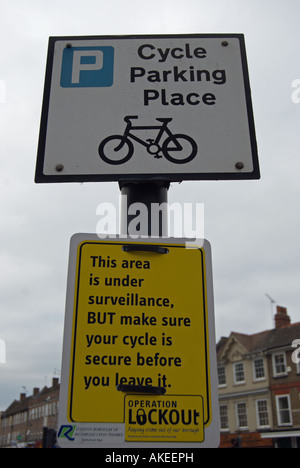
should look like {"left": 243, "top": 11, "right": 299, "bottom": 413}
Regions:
{"left": 1, "top": 378, "right": 60, "bottom": 418}
{"left": 3, "top": 396, "right": 31, "bottom": 417}
{"left": 217, "top": 321, "right": 300, "bottom": 360}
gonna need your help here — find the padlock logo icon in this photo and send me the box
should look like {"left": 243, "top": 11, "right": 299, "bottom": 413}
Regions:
{"left": 136, "top": 409, "right": 147, "bottom": 425}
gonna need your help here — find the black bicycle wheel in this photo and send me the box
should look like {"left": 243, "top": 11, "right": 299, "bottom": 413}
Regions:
{"left": 162, "top": 134, "right": 197, "bottom": 164}
{"left": 98, "top": 135, "right": 134, "bottom": 165}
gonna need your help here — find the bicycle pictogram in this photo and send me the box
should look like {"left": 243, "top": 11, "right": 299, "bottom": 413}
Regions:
{"left": 98, "top": 115, "right": 198, "bottom": 165}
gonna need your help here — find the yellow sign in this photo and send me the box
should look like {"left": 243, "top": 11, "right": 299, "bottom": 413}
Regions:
{"left": 67, "top": 239, "right": 212, "bottom": 441}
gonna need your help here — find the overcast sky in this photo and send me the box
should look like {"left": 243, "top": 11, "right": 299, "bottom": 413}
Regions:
{"left": 0, "top": 0, "right": 300, "bottom": 411}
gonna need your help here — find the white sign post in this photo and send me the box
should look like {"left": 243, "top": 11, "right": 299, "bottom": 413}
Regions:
{"left": 35, "top": 34, "right": 259, "bottom": 183}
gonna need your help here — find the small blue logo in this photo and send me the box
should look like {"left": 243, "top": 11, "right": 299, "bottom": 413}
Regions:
{"left": 60, "top": 46, "right": 114, "bottom": 88}
{"left": 58, "top": 425, "right": 76, "bottom": 441}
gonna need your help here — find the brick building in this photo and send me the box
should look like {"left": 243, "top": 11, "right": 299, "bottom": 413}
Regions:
{"left": 0, "top": 378, "right": 59, "bottom": 448}
{"left": 260, "top": 307, "right": 300, "bottom": 447}
{"left": 217, "top": 306, "right": 300, "bottom": 448}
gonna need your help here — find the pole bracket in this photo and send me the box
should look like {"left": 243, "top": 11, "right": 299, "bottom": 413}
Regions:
{"left": 117, "top": 384, "right": 166, "bottom": 395}
{"left": 122, "top": 244, "right": 169, "bottom": 254}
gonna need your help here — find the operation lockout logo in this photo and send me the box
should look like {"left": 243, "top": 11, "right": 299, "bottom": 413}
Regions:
{"left": 124, "top": 395, "right": 204, "bottom": 443}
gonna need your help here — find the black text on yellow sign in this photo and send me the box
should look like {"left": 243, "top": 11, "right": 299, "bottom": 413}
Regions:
{"left": 68, "top": 241, "right": 211, "bottom": 440}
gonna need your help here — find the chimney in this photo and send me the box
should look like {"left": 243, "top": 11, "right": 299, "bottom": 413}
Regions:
{"left": 20, "top": 393, "right": 26, "bottom": 401}
{"left": 52, "top": 377, "right": 59, "bottom": 387}
{"left": 33, "top": 387, "right": 40, "bottom": 395}
{"left": 275, "top": 306, "right": 291, "bottom": 328}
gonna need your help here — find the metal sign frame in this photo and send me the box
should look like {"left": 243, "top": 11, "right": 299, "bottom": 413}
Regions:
{"left": 35, "top": 34, "right": 259, "bottom": 183}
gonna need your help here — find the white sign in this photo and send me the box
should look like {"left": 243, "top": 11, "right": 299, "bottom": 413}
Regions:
{"left": 35, "top": 34, "right": 259, "bottom": 183}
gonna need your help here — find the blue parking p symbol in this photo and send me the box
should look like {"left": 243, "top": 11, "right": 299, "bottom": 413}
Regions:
{"left": 60, "top": 46, "right": 114, "bottom": 87}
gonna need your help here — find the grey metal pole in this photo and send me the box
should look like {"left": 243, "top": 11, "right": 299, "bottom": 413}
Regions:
{"left": 119, "top": 181, "right": 170, "bottom": 237}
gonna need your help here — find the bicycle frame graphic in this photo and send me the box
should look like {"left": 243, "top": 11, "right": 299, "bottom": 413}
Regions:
{"left": 98, "top": 115, "right": 197, "bottom": 165}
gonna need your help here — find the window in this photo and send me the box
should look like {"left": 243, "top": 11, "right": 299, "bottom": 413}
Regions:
{"left": 256, "top": 399, "right": 270, "bottom": 428}
{"left": 219, "top": 405, "right": 229, "bottom": 431}
{"left": 253, "top": 358, "right": 265, "bottom": 380}
{"left": 218, "top": 366, "right": 226, "bottom": 386}
{"left": 236, "top": 402, "right": 248, "bottom": 429}
{"left": 272, "top": 352, "right": 287, "bottom": 377}
{"left": 276, "top": 395, "right": 292, "bottom": 426}
{"left": 234, "top": 362, "right": 245, "bottom": 384}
